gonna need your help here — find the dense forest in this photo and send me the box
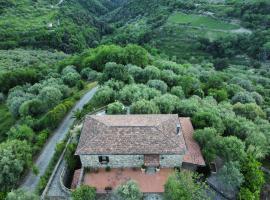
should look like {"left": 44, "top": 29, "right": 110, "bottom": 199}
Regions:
{"left": 0, "top": 0, "right": 269, "bottom": 199}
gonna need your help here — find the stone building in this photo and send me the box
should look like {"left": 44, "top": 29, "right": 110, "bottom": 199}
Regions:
{"left": 75, "top": 114, "right": 205, "bottom": 169}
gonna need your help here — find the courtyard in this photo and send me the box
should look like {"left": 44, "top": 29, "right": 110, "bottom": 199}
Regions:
{"left": 83, "top": 168, "right": 175, "bottom": 193}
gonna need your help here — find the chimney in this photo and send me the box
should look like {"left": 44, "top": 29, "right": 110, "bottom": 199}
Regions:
{"left": 176, "top": 124, "right": 181, "bottom": 135}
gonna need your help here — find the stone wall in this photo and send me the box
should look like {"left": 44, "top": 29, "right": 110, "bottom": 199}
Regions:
{"left": 80, "top": 154, "right": 183, "bottom": 168}
{"left": 159, "top": 155, "right": 183, "bottom": 168}
{"left": 80, "top": 155, "right": 144, "bottom": 168}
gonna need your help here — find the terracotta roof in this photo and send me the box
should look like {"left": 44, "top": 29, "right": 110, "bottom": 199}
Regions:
{"left": 76, "top": 114, "right": 186, "bottom": 155}
{"left": 181, "top": 117, "right": 205, "bottom": 166}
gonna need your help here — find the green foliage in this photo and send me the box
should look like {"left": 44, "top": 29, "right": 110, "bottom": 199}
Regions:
{"left": 218, "top": 136, "right": 246, "bottom": 163}
{"left": 113, "top": 180, "right": 143, "bottom": 200}
{"left": 7, "top": 124, "right": 34, "bottom": 142}
{"left": 170, "top": 86, "right": 185, "bottom": 99}
{"left": 240, "top": 156, "right": 265, "bottom": 198}
{"left": 0, "top": 140, "right": 32, "bottom": 191}
{"left": 217, "top": 162, "right": 244, "bottom": 192}
{"left": 119, "top": 84, "right": 161, "bottom": 105}
{"left": 194, "top": 128, "right": 219, "bottom": 162}
{"left": 100, "top": 62, "right": 132, "bottom": 84}
{"left": 82, "top": 45, "right": 150, "bottom": 71}
{"left": 0, "top": 68, "right": 39, "bottom": 93}
{"left": 153, "top": 94, "right": 179, "bottom": 113}
{"left": 107, "top": 102, "right": 126, "bottom": 114}
{"left": 147, "top": 79, "right": 168, "bottom": 94}
{"left": 38, "top": 100, "right": 75, "bottom": 130}
{"left": 72, "top": 185, "right": 96, "bottom": 200}
{"left": 164, "top": 171, "right": 209, "bottom": 200}
{"left": 233, "top": 103, "right": 266, "bottom": 120}
{"left": 130, "top": 100, "right": 159, "bottom": 114}
{"left": 6, "top": 189, "right": 39, "bottom": 200}
{"left": 92, "top": 86, "right": 115, "bottom": 107}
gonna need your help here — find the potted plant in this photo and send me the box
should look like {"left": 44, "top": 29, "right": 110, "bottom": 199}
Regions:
{"left": 141, "top": 164, "right": 146, "bottom": 173}
{"left": 156, "top": 165, "right": 160, "bottom": 172}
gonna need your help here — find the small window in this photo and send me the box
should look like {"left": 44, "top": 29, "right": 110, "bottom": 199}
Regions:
{"left": 99, "top": 156, "right": 109, "bottom": 164}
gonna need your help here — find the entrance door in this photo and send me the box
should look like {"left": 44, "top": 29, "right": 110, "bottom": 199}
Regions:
{"left": 144, "top": 155, "right": 160, "bottom": 167}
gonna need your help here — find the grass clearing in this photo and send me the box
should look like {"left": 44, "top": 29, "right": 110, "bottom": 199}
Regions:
{"left": 168, "top": 12, "right": 240, "bottom": 30}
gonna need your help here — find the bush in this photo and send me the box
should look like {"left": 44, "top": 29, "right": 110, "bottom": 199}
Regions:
{"left": 147, "top": 79, "right": 168, "bottom": 94}
{"left": 19, "top": 98, "right": 45, "bottom": 117}
{"left": 7, "top": 124, "right": 35, "bottom": 142}
{"left": 233, "top": 103, "right": 266, "bottom": 120}
{"left": 130, "top": 100, "right": 159, "bottom": 114}
{"left": 170, "top": 86, "right": 185, "bottom": 99}
{"left": 113, "top": 180, "right": 143, "bottom": 200}
{"left": 6, "top": 189, "right": 39, "bottom": 200}
{"left": 153, "top": 94, "right": 179, "bottom": 114}
{"left": 164, "top": 171, "right": 209, "bottom": 200}
{"left": 107, "top": 102, "right": 126, "bottom": 114}
{"left": 37, "top": 100, "right": 75, "bottom": 130}
{"left": 72, "top": 185, "right": 96, "bottom": 200}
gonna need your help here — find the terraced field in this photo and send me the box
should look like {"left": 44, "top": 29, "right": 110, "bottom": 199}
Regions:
{"left": 168, "top": 12, "right": 240, "bottom": 30}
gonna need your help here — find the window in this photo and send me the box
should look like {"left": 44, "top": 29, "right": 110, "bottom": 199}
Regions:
{"left": 99, "top": 156, "right": 109, "bottom": 164}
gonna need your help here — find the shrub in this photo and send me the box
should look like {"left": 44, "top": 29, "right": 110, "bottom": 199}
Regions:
{"left": 72, "top": 185, "right": 96, "bottom": 200}
{"left": 7, "top": 124, "right": 35, "bottom": 142}
{"left": 38, "top": 86, "right": 63, "bottom": 110}
{"left": 164, "top": 171, "right": 209, "bottom": 200}
{"left": 147, "top": 79, "right": 168, "bottom": 94}
{"left": 170, "top": 86, "right": 185, "bottom": 99}
{"left": 130, "top": 100, "right": 160, "bottom": 114}
{"left": 113, "top": 180, "right": 143, "bottom": 200}
{"left": 107, "top": 102, "right": 126, "bottom": 114}
{"left": 63, "top": 72, "right": 81, "bottom": 87}
{"left": 6, "top": 189, "right": 39, "bottom": 200}
{"left": 233, "top": 103, "right": 266, "bottom": 120}
{"left": 19, "top": 98, "right": 45, "bottom": 117}
{"left": 153, "top": 94, "right": 179, "bottom": 114}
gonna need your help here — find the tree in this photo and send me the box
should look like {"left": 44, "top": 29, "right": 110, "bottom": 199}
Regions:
{"left": 208, "top": 88, "right": 228, "bottom": 102}
{"left": 218, "top": 136, "right": 246, "bottom": 162}
{"left": 72, "top": 185, "right": 96, "bottom": 200}
{"left": 147, "top": 80, "right": 168, "bottom": 94}
{"left": 107, "top": 102, "right": 126, "bottom": 114}
{"left": 92, "top": 86, "right": 115, "bottom": 106}
{"left": 153, "top": 94, "right": 179, "bottom": 113}
{"left": 192, "top": 111, "right": 224, "bottom": 133}
{"left": 240, "top": 156, "right": 265, "bottom": 198}
{"left": 170, "top": 86, "right": 185, "bottom": 99}
{"left": 100, "top": 62, "right": 131, "bottom": 84}
{"left": 6, "top": 189, "right": 39, "bottom": 200}
{"left": 130, "top": 100, "right": 159, "bottom": 114}
{"left": 113, "top": 180, "right": 143, "bottom": 200}
{"left": 38, "top": 86, "right": 63, "bottom": 109}
{"left": 217, "top": 162, "right": 244, "bottom": 192}
{"left": 0, "top": 140, "right": 32, "bottom": 191}
{"left": 164, "top": 171, "right": 209, "bottom": 200}
{"left": 19, "top": 98, "right": 45, "bottom": 117}
{"left": 233, "top": 103, "right": 266, "bottom": 120}
{"left": 213, "top": 58, "right": 229, "bottom": 70}
{"left": 194, "top": 128, "right": 219, "bottom": 162}
{"left": 231, "top": 92, "right": 255, "bottom": 104}
{"left": 142, "top": 66, "right": 161, "bottom": 82}
{"left": 7, "top": 124, "right": 35, "bottom": 142}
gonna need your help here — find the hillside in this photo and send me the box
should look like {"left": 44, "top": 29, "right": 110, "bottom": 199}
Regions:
{"left": 0, "top": 0, "right": 270, "bottom": 199}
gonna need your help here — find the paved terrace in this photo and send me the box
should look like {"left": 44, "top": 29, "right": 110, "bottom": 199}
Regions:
{"left": 83, "top": 168, "right": 174, "bottom": 193}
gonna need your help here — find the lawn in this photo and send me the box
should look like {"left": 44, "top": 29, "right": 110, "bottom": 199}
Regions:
{"left": 168, "top": 12, "right": 240, "bottom": 30}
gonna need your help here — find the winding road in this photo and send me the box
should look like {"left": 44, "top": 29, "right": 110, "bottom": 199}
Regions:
{"left": 21, "top": 86, "right": 98, "bottom": 191}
